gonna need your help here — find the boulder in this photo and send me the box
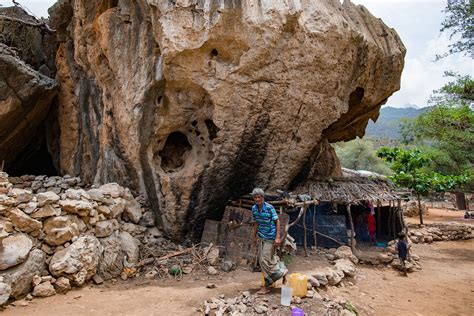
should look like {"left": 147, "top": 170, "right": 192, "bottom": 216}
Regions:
{"left": 95, "top": 219, "right": 119, "bottom": 238}
{"left": 32, "top": 281, "right": 56, "bottom": 297}
{"left": 36, "top": 191, "right": 60, "bottom": 206}
{"left": 327, "top": 269, "right": 343, "bottom": 286}
{"left": 6, "top": 208, "right": 42, "bottom": 234}
{"left": 378, "top": 253, "right": 394, "bottom": 264}
{"left": 99, "top": 183, "right": 123, "bottom": 198}
{"left": 53, "top": 277, "right": 71, "bottom": 294}
{"left": 97, "top": 233, "right": 124, "bottom": 280}
{"left": 308, "top": 276, "right": 320, "bottom": 288}
{"left": 0, "top": 249, "right": 46, "bottom": 299}
{"left": 65, "top": 189, "right": 90, "bottom": 200}
{"left": 0, "top": 281, "right": 11, "bottom": 306}
{"left": 0, "top": 233, "right": 33, "bottom": 270}
{"left": 313, "top": 272, "right": 329, "bottom": 286}
{"left": 119, "top": 231, "right": 140, "bottom": 266}
{"left": 43, "top": 215, "right": 86, "bottom": 246}
{"left": 31, "top": 204, "right": 61, "bottom": 219}
{"left": 333, "top": 259, "right": 356, "bottom": 277}
{"left": 49, "top": 235, "right": 102, "bottom": 286}
{"left": 334, "top": 246, "right": 358, "bottom": 264}
{"left": 124, "top": 199, "right": 142, "bottom": 224}
{"left": 59, "top": 199, "right": 94, "bottom": 217}
{"left": 139, "top": 210, "right": 156, "bottom": 227}
{"left": 8, "top": 188, "right": 32, "bottom": 203}
{"left": 49, "top": 0, "right": 405, "bottom": 240}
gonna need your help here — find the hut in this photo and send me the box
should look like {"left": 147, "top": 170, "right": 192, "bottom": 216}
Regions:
{"left": 288, "top": 168, "right": 404, "bottom": 250}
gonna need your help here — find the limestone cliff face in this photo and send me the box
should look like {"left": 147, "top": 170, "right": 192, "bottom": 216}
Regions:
{"left": 50, "top": 0, "right": 405, "bottom": 240}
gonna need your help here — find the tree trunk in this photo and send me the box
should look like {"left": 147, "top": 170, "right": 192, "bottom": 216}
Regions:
{"left": 454, "top": 192, "right": 467, "bottom": 210}
{"left": 417, "top": 192, "right": 423, "bottom": 225}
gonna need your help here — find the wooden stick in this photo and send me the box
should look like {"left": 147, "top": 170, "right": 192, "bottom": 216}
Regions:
{"left": 315, "top": 231, "right": 344, "bottom": 246}
{"left": 303, "top": 206, "right": 308, "bottom": 257}
{"left": 346, "top": 204, "right": 355, "bottom": 252}
{"left": 157, "top": 247, "right": 193, "bottom": 261}
{"left": 312, "top": 207, "right": 317, "bottom": 249}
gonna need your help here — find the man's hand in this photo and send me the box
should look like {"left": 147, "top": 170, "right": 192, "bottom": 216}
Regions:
{"left": 275, "top": 237, "right": 281, "bottom": 246}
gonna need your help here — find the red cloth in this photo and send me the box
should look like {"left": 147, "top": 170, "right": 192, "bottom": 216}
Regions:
{"left": 367, "top": 214, "right": 376, "bottom": 233}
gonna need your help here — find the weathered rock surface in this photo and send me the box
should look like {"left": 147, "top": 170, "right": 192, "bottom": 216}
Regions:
{"left": 43, "top": 215, "right": 86, "bottom": 246}
{"left": 32, "top": 281, "right": 56, "bottom": 297}
{"left": 0, "top": 233, "right": 32, "bottom": 270}
{"left": 6, "top": 208, "right": 42, "bottom": 234}
{"left": 0, "top": 249, "right": 46, "bottom": 299}
{"left": 49, "top": 235, "right": 102, "bottom": 286}
{"left": 0, "top": 281, "right": 11, "bottom": 306}
{"left": 49, "top": 0, "right": 405, "bottom": 240}
{"left": 97, "top": 233, "right": 124, "bottom": 280}
{"left": 119, "top": 231, "right": 140, "bottom": 266}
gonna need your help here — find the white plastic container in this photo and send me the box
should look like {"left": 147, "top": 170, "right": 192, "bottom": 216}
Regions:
{"left": 280, "top": 286, "right": 292, "bottom": 306}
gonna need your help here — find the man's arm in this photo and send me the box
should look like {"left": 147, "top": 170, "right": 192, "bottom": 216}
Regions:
{"left": 275, "top": 218, "right": 281, "bottom": 246}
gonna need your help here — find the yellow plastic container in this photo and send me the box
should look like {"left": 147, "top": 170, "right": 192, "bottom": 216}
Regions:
{"left": 288, "top": 273, "right": 308, "bottom": 298}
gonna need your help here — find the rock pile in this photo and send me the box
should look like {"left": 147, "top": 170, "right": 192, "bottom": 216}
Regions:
{"left": 407, "top": 223, "right": 472, "bottom": 243}
{"left": 0, "top": 171, "right": 160, "bottom": 306}
{"left": 403, "top": 201, "right": 429, "bottom": 217}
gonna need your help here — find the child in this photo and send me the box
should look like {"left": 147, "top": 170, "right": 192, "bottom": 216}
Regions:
{"left": 397, "top": 232, "right": 408, "bottom": 269}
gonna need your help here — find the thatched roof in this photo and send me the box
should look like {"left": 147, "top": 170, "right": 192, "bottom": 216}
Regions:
{"left": 294, "top": 168, "right": 399, "bottom": 204}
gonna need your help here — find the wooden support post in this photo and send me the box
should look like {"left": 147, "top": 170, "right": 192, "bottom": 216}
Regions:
{"left": 346, "top": 204, "right": 355, "bottom": 252}
{"left": 377, "top": 201, "right": 381, "bottom": 239}
{"left": 388, "top": 201, "right": 392, "bottom": 239}
{"left": 312, "top": 207, "right": 317, "bottom": 249}
{"left": 303, "top": 206, "right": 308, "bottom": 257}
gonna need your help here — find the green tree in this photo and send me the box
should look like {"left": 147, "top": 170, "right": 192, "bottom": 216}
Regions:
{"left": 334, "top": 138, "right": 391, "bottom": 175}
{"left": 438, "top": 0, "right": 474, "bottom": 58}
{"left": 377, "top": 147, "right": 468, "bottom": 224}
{"left": 400, "top": 73, "right": 474, "bottom": 176}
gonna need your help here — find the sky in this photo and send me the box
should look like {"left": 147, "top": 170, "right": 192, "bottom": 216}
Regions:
{"left": 1, "top": 0, "right": 473, "bottom": 108}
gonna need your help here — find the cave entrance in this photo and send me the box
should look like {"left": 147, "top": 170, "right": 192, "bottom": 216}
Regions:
{"left": 158, "top": 131, "right": 192, "bottom": 173}
{"left": 5, "top": 135, "right": 57, "bottom": 176}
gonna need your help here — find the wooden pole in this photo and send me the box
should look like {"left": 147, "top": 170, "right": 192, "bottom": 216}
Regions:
{"left": 377, "top": 201, "right": 381, "bottom": 239}
{"left": 388, "top": 201, "right": 392, "bottom": 239}
{"left": 346, "top": 204, "right": 355, "bottom": 252}
{"left": 303, "top": 206, "right": 309, "bottom": 257}
{"left": 312, "top": 206, "right": 317, "bottom": 249}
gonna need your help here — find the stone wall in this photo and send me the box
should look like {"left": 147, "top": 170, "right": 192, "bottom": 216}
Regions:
{"left": 407, "top": 223, "right": 473, "bottom": 244}
{"left": 0, "top": 171, "right": 160, "bottom": 306}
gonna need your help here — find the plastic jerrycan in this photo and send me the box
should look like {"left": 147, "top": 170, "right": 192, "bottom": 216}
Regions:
{"left": 288, "top": 273, "right": 308, "bottom": 298}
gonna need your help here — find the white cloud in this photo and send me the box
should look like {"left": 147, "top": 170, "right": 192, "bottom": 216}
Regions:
{"left": 0, "top": 0, "right": 55, "bottom": 18}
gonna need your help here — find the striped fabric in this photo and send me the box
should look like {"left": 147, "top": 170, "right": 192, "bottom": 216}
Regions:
{"left": 252, "top": 202, "right": 278, "bottom": 240}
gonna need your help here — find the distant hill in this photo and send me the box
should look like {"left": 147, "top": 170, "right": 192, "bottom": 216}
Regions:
{"left": 365, "top": 106, "right": 429, "bottom": 139}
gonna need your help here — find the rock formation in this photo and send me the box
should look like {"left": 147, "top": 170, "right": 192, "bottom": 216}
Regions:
{"left": 2, "top": 1, "right": 405, "bottom": 240}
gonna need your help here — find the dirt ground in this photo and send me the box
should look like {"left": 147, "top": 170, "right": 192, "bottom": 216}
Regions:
{"left": 406, "top": 207, "right": 470, "bottom": 225}
{"left": 2, "top": 209, "right": 473, "bottom": 316}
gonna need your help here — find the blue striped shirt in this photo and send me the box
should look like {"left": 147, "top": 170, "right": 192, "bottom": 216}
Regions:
{"left": 252, "top": 202, "right": 278, "bottom": 240}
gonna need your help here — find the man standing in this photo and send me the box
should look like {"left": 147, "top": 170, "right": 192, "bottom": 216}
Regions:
{"left": 252, "top": 188, "right": 288, "bottom": 294}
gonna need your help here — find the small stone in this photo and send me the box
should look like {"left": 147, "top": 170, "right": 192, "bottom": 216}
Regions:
{"left": 206, "top": 283, "right": 216, "bottom": 289}
{"left": 145, "top": 270, "right": 158, "bottom": 279}
{"left": 242, "top": 291, "right": 250, "bottom": 298}
{"left": 25, "top": 293, "right": 33, "bottom": 301}
{"left": 306, "top": 290, "right": 314, "bottom": 298}
{"left": 254, "top": 305, "right": 268, "bottom": 314}
{"left": 53, "top": 277, "right": 71, "bottom": 294}
{"left": 41, "top": 276, "right": 56, "bottom": 284}
{"left": 292, "top": 296, "right": 302, "bottom": 304}
{"left": 92, "top": 274, "right": 104, "bottom": 284}
{"left": 220, "top": 260, "right": 235, "bottom": 272}
{"left": 36, "top": 191, "right": 60, "bottom": 206}
{"left": 32, "top": 275, "right": 42, "bottom": 287}
{"left": 218, "top": 294, "right": 225, "bottom": 299}
{"left": 207, "top": 266, "right": 218, "bottom": 275}
{"left": 32, "top": 281, "right": 56, "bottom": 297}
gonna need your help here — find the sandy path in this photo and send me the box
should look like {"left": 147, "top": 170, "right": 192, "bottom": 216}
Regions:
{"left": 333, "top": 239, "right": 474, "bottom": 316}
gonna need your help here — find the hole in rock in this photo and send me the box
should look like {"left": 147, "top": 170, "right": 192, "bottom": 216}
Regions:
{"left": 191, "top": 120, "right": 198, "bottom": 126}
{"left": 158, "top": 132, "right": 192, "bottom": 173}
{"left": 205, "top": 119, "right": 220, "bottom": 140}
{"left": 157, "top": 96, "right": 163, "bottom": 104}
{"left": 211, "top": 49, "right": 218, "bottom": 57}
{"left": 349, "top": 87, "right": 364, "bottom": 108}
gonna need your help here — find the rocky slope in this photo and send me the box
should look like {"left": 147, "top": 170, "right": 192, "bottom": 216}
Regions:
{"left": 1, "top": 1, "right": 405, "bottom": 240}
